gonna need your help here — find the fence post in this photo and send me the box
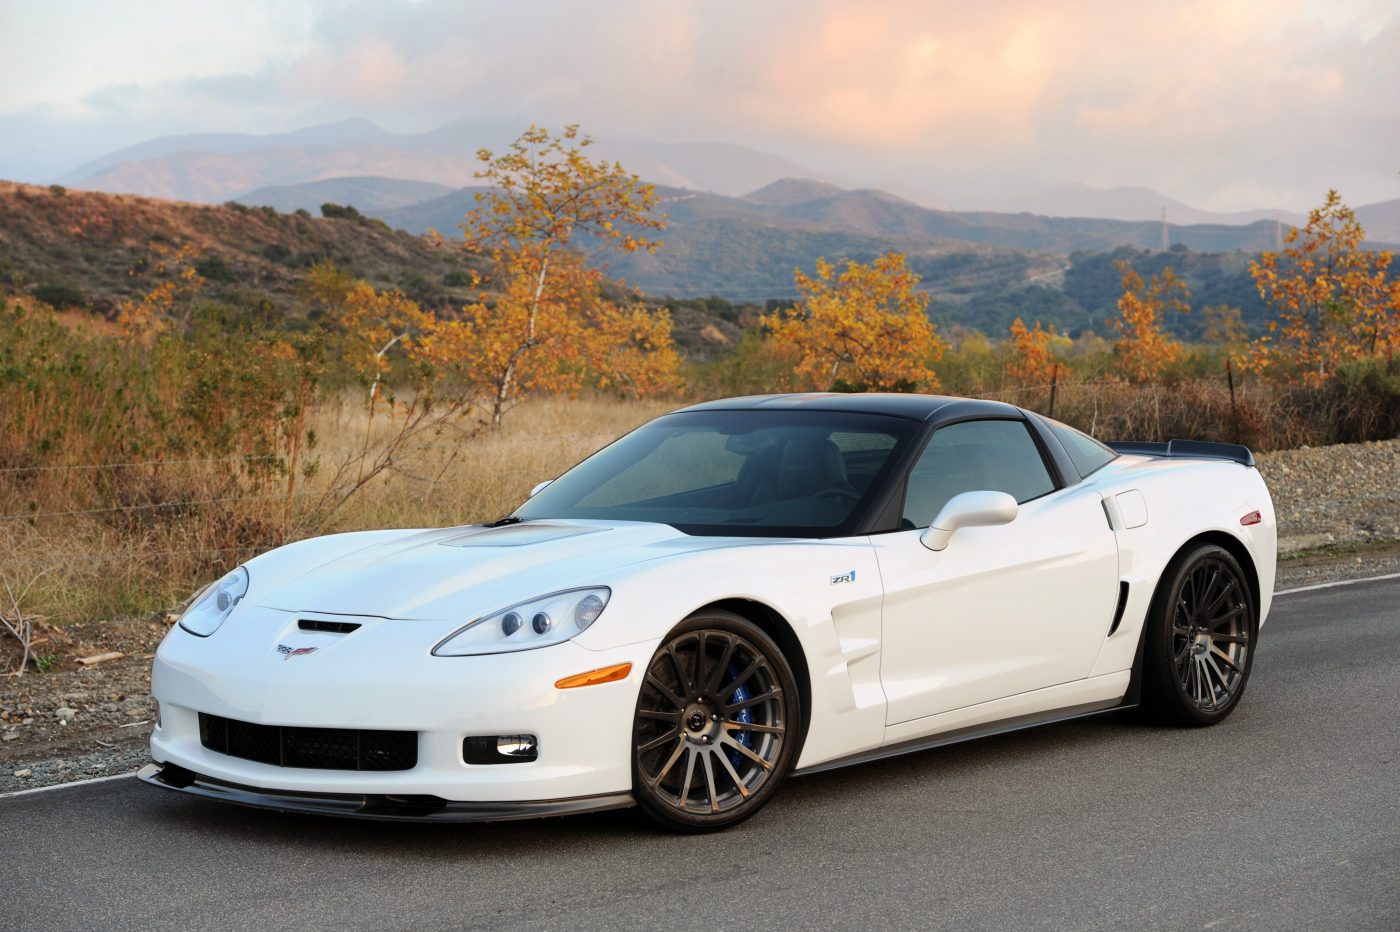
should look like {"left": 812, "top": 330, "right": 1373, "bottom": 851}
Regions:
{"left": 1047, "top": 365, "right": 1058, "bottom": 419}
{"left": 1226, "top": 357, "right": 1238, "bottom": 439}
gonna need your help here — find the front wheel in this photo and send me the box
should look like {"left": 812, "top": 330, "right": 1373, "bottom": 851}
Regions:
{"left": 632, "top": 611, "right": 800, "bottom": 832}
{"left": 1141, "top": 543, "right": 1257, "bottom": 726}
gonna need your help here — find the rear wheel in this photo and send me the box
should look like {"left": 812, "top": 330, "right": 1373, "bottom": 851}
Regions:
{"left": 1141, "top": 543, "right": 1256, "bottom": 726}
{"left": 632, "top": 611, "right": 799, "bottom": 832}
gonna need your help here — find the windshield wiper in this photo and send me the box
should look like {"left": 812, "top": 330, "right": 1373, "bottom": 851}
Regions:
{"left": 485, "top": 515, "right": 524, "bottom": 528}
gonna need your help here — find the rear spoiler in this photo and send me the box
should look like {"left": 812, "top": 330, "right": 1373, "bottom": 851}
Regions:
{"left": 1105, "top": 439, "right": 1256, "bottom": 468}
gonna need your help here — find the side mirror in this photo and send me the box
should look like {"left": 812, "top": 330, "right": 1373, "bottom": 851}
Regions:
{"left": 529, "top": 479, "right": 553, "bottom": 498}
{"left": 920, "top": 490, "right": 1018, "bottom": 551}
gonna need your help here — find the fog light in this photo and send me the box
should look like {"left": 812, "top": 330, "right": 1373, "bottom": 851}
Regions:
{"left": 462, "top": 734, "right": 539, "bottom": 764}
{"left": 497, "top": 735, "right": 537, "bottom": 758}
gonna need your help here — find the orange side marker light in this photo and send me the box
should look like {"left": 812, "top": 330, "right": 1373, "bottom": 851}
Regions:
{"left": 555, "top": 662, "right": 632, "bottom": 689}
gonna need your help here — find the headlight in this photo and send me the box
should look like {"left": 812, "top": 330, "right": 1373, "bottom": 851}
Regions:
{"left": 432, "top": 587, "right": 611, "bottom": 656}
{"left": 177, "top": 566, "right": 249, "bottom": 637}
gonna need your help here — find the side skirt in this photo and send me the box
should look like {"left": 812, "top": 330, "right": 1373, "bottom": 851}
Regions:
{"left": 791, "top": 697, "right": 1132, "bottom": 777}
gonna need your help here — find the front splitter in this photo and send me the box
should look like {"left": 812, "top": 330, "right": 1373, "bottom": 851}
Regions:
{"left": 138, "top": 762, "right": 635, "bottom": 823}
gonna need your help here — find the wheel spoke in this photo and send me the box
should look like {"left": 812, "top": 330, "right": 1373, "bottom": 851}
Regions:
{"left": 1212, "top": 632, "right": 1248, "bottom": 644}
{"left": 701, "top": 747, "right": 719, "bottom": 813}
{"left": 638, "top": 708, "right": 680, "bottom": 722}
{"left": 720, "top": 658, "right": 761, "bottom": 697}
{"left": 724, "top": 720, "right": 784, "bottom": 735}
{"left": 1205, "top": 654, "right": 1234, "bottom": 696}
{"left": 666, "top": 646, "right": 690, "bottom": 694}
{"left": 637, "top": 728, "right": 680, "bottom": 755}
{"left": 1203, "top": 578, "right": 1235, "bottom": 617}
{"left": 1210, "top": 645, "right": 1242, "bottom": 672}
{"left": 722, "top": 732, "right": 774, "bottom": 770}
{"left": 1208, "top": 603, "right": 1245, "bottom": 628}
{"left": 678, "top": 747, "right": 698, "bottom": 808}
{"left": 645, "top": 674, "right": 686, "bottom": 711}
{"left": 725, "top": 688, "right": 780, "bottom": 713}
{"left": 1174, "top": 641, "right": 1191, "bottom": 670}
{"left": 714, "top": 746, "right": 750, "bottom": 798}
{"left": 648, "top": 735, "right": 688, "bottom": 787}
{"left": 694, "top": 631, "right": 708, "bottom": 695}
{"left": 1198, "top": 569, "right": 1220, "bottom": 612}
{"left": 705, "top": 635, "right": 737, "bottom": 695}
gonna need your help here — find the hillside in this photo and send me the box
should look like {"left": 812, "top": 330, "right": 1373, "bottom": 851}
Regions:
{"left": 0, "top": 181, "right": 1283, "bottom": 341}
{"left": 371, "top": 178, "right": 1306, "bottom": 304}
{"left": 0, "top": 182, "right": 482, "bottom": 316}
{"left": 1357, "top": 198, "right": 1400, "bottom": 244}
{"left": 234, "top": 176, "right": 455, "bottom": 213}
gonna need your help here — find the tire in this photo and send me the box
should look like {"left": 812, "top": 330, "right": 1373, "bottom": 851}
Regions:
{"left": 1140, "top": 543, "right": 1257, "bottom": 726}
{"left": 631, "top": 610, "right": 800, "bottom": 832}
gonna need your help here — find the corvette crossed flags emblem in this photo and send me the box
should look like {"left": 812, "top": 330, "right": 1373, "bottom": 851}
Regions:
{"left": 276, "top": 644, "right": 319, "bottom": 660}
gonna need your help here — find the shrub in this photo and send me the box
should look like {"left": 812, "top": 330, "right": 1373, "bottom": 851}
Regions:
{"left": 30, "top": 282, "right": 85, "bottom": 309}
{"left": 320, "top": 203, "right": 361, "bottom": 221}
{"left": 194, "top": 254, "right": 239, "bottom": 284}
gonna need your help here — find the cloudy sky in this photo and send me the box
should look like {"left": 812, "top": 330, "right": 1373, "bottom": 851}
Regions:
{"left": 1, "top": 0, "right": 1397, "bottom": 211}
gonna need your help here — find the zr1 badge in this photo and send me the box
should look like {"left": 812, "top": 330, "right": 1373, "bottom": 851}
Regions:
{"left": 830, "top": 570, "right": 857, "bottom": 585}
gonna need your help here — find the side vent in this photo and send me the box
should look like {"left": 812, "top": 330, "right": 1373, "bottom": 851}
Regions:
{"left": 1106, "top": 582, "right": 1130, "bottom": 637}
{"left": 298, "top": 619, "right": 361, "bottom": 634}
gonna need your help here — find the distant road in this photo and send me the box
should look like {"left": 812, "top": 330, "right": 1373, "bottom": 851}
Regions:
{"left": 4, "top": 579, "right": 1398, "bottom": 931}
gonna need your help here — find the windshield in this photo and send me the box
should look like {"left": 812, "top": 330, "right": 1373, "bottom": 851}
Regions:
{"left": 514, "top": 409, "right": 918, "bottom": 537}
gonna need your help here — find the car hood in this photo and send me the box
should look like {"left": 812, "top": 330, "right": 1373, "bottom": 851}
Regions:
{"left": 255, "top": 520, "right": 750, "bottom": 620}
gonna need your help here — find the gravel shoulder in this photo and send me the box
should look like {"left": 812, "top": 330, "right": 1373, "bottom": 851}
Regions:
{"left": 4, "top": 438, "right": 1398, "bottom": 794}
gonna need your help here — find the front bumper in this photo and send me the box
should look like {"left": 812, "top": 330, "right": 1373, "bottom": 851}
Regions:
{"left": 149, "top": 606, "right": 658, "bottom": 804}
{"left": 138, "top": 762, "right": 634, "bottom": 823}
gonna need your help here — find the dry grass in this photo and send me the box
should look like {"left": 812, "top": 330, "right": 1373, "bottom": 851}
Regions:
{"left": 1, "top": 396, "right": 670, "bottom": 627}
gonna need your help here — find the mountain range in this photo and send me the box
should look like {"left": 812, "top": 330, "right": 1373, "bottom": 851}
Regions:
{"left": 22, "top": 118, "right": 1400, "bottom": 325}
{"left": 58, "top": 117, "right": 1400, "bottom": 233}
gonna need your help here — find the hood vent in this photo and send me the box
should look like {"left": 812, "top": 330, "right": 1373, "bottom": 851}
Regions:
{"left": 298, "top": 619, "right": 361, "bottom": 634}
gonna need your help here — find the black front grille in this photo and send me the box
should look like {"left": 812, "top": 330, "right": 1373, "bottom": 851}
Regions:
{"left": 198, "top": 713, "right": 417, "bottom": 771}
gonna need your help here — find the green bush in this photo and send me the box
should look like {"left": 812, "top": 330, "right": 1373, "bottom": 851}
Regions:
{"left": 195, "top": 254, "right": 239, "bottom": 283}
{"left": 320, "top": 203, "right": 361, "bottom": 221}
{"left": 30, "top": 281, "right": 85, "bottom": 308}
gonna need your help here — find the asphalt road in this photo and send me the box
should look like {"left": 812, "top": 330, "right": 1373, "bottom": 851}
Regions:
{"left": 3, "top": 578, "right": 1398, "bottom": 931}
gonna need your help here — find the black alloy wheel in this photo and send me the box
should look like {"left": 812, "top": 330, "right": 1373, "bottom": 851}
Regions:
{"left": 1142, "top": 543, "right": 1257, "bottom": 726}
{"left": 632, "top": 611, "right": 800, "bottom": 831}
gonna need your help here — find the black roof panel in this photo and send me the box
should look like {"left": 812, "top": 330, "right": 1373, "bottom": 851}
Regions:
{"left": 677, "top": 393, "right": 1022, "bottom": 422}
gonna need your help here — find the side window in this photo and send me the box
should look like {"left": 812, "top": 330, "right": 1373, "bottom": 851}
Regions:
{"left": 1043, "top": 416, "right": 1118, "bottom": 478}
{"left": 901, "top": 420, "right": 1056, "bottom": 528}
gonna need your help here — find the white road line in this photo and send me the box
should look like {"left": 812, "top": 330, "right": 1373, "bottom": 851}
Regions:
{"left": 1275, "top": 571, "right": 1400, "bottom": 597}
{"left": 0, "top": 770, "right": 136, "bottom": 801}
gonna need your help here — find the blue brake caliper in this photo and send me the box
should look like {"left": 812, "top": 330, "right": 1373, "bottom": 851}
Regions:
{"left": 726, "top": 663, "right": 753, "bottom": 767}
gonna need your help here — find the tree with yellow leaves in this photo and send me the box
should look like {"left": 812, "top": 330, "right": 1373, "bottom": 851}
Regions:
{"left": 1004, "top": 317, "right": 1057, "bottom": 386}
{"left": 422, "top": 252, "right": 680, "bottom": 423}
{"left": 1111, "top": 261, "right": 1188, "bottom": 382}
{"left": 117, "top": 242, "right": 205, "bottom": 340}
{"left": 1249, "top": 190, "right": 1395, "bottom": 382}
{"left": 459, "top": 124, "right": 676, "bottom": 425}
{"left": 763, "top": 253, "right": 945, "bottom": 392}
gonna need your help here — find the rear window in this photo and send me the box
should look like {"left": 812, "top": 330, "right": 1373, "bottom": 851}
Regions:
{"left": 1043, "top": 417, "right": 1118, "bottom": 478}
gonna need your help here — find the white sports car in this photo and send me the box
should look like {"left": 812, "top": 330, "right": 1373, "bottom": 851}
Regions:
{"left": 141, "top": 393, "right": 1276, "bottom": 830}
